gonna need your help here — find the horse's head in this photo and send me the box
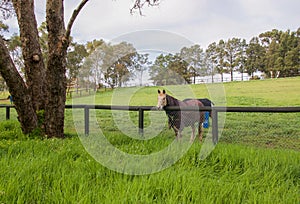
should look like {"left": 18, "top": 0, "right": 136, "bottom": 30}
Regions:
{"left": 157, "top": 89, "right": 167, "bottom": 110}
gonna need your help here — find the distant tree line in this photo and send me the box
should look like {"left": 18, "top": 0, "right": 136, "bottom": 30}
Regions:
{"left": 151, "top": 28, "right": 300, "bottom": 85}
{"left": 1, "top": 27, "right": 300, "bottom": 89}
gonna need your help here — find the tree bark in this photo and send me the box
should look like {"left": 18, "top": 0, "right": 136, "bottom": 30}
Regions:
{"left": 0, "top": 37, "right": 38, "bottom": 134}
{"left": 12, "top": 0, "right": 46, "bottom": 111}
{"left": 44, "top": 0, "right": 68, "bottom": 138}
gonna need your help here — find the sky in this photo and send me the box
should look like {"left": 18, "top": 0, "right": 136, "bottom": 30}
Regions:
{"left": 4, "top": 0, "right": 300, "bottom": 50}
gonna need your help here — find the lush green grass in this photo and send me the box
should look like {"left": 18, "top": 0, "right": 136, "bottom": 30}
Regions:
{"left": 0, "top": 135, "right": 299, "bottom": 203}
{"left": 0, "top": 77, "right": 300, "bottom": 203}
{"left": 224, "top": 77, "right": 300, "bottom": 106}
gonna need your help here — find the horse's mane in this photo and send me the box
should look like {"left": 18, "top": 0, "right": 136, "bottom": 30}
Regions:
{"left": 166, "top": 94, "right": 180, "bottom": 107}
{"left": 164, "top": 94, "right": 182, "bottom": 122}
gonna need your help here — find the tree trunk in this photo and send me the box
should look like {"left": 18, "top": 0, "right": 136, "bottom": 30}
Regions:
{"left": 0, "top": 37, "right": 38, "bottom": 134}
{"left": 44, "top": 53, "right": 67, "bottom": 138}
{"left": 44, "top": 0, "right": 68, "bottom": 138}
{"left": 12, "top": 0, "right": 46, "bottom": 111}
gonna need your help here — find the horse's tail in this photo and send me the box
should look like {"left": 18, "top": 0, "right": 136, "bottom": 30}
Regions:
{"left": 196, "top": 98, "right": 214, "bottom": 118}
{"left": 198, "top": 98, "right": 214, "bottom": 107}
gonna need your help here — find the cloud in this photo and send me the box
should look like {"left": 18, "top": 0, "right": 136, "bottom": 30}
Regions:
{"left": 69, "top": 0, "right": 299, "bottom": 48}
{"left": 5, "top": 0, "right": 300, "bottom": 50}
{"left": 110, "top": 30, "right": 194, "bottom": 54}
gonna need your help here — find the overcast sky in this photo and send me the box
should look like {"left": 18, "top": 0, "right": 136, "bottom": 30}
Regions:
{"left": 5, "top": 0, "right": 300, "bottom": 49}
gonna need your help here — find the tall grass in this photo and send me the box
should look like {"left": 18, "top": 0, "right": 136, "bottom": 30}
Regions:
{"left": 0, "top": 136, "right": 299, "bottom": 203}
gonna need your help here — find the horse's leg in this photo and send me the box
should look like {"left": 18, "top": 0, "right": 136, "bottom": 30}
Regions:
{"left": 190, "top": 124, "right": 195, "bottom": 143}
{"left": 172, "top": 126, "right": 180, "bottom": 141}
{"left": 176, "top": 130, "right": 182, "bottom": 141}
{"left": 176, "top": 129, "right": 183, "bottom": 141}
{"left": 177, "top": 131, "right": 182, "bottom": 141}
{"left": 168, "top": 116, "right": 172, "bottom": 129}
{"left": 173, "top": 119, "right": 182, "bottom": 141}
{"left": 198, "top": 122, "right": 203, "bottom": 142}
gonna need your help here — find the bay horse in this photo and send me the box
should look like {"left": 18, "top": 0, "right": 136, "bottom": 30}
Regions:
{"left": 157, "top": 90, "right": 205, "bottom": 142}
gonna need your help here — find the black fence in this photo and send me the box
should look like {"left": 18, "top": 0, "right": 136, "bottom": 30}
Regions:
{"left": 1, "top": 104, "right": 300, "bottom": 144}
{"left": 66, "top": 88, "right": 96, "bottom": 98}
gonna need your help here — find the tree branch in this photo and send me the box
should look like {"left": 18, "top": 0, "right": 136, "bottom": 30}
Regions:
{"left": 130, "top": 0, "right": 160, "bottom": 15}
{"left": 65, "top": 0, "right": 89, "bottom": 40}
{"left": 0, "top": 0, "right": 14, "bottom": 19}
{"left": 0, "top": 36, "right": 38, "bottom": 133}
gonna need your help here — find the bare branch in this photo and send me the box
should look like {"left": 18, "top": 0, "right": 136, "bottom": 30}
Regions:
{"left": 130, "top": 0, "right": 160, "bottom": 15}
{"left": 65, "top": 0, "right": 89, "bottom": 40}
{"left": 0, "top": 0, "right": 14, "bottom": 19}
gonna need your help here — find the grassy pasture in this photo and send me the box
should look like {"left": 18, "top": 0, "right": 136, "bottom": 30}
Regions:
{"left": 0, "top": 77, "right": 300, "bottom": 203}
{"left": 0, "top": 137, "right": 299, "bottom": 203}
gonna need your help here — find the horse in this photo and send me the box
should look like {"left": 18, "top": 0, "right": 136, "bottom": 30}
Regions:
{"left": 162, "top": 97, "right": 213, "bottom": 130}
{"left": 157, "top": 89, "right": 205, "bottom": 142}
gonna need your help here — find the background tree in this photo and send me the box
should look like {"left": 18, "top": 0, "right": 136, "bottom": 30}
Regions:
{"left": 66, "top": 41, "right": 88, "bottom": 94}
{"left": 205, "top": 42, "right": 218, "bottom": 82}
{"left": 82, "top": 41, "right": 137, "bottom": 88}
{"left": 180, "top": 44, "right": 205, "bottom": 84}
{"left": 236, "top": 39, "right": 248, "bottom": 81}
{"left": 86, "top": 39, "right": 105, "bottom": 54}
{"left": 104, "top": 42, "right": 137, "bottom": 88}
{"left": 215, "top": 40, "right": 227, "bottom": 82}
{"left": 7, "top": 34, "right": 23, "bottom": 75}
{"left": 168, "top": 54, "right": 190, "bottom": 84}
{"left": 260, "top": 29, "right": 282, "bottom": 78}
{"left": 37, "top": 22, "right": 49, "bottom": 64}
{"left": 149, "top": 54, "right": 169, "bottom": 85}
{"left": 282, "top": 30, "right": 300, "bottom": 76}
{"left": 133, "top": 53, "right": 150, "bottom": 86}
{"left": 245, "top": 37, "right": 266, "bottom": 77}
{"left": 149, "top": 53, "right": 190, "bottom": 85}
{"left": 259, "top": 29, "right": 300, "bottom": 78}
{"left": 224, "top": 38, "right": 244, "bottom": 81}
{"left": 81, "top": 40, "right": 106, "bottom": 90}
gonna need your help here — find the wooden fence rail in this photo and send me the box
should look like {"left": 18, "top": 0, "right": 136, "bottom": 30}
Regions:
{"left": 1, "top": 104, "right": 300, "bottom": 144}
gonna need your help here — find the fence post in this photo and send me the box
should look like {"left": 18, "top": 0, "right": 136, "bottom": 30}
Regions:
{"left": 212, "top": 108, "right": 218, "bottom": 144}
{"left": 6, "top": 106, "right": 10, "bottom": 120}
{"left": 138, "top": 108, "right": 144, "bottom": 136}
{"left": 84, "top": 106, "right": 89, "bottom": 135}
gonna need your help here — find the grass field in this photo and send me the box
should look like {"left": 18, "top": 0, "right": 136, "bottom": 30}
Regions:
{"left": 0, "top": 77, "right": 300, "bottom": 203}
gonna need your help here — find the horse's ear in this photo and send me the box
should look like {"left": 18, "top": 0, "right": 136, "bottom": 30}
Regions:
{"left": 163, "top": 90, "right": 166, "bottom": 94}
{"left": 158, "top": 90, "right": 161, "bottom": 94}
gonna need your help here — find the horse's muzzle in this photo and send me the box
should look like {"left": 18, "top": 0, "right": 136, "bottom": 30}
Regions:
{"left": 157, "top": 106, "right": 164, "bottom": 110}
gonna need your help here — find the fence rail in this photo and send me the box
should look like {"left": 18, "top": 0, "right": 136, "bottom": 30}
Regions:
{"left": 1, "top": 104, "right": 300, "bottom": 144}
{"left": 66, "top": 88, "right": 96, "bottom": 98}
